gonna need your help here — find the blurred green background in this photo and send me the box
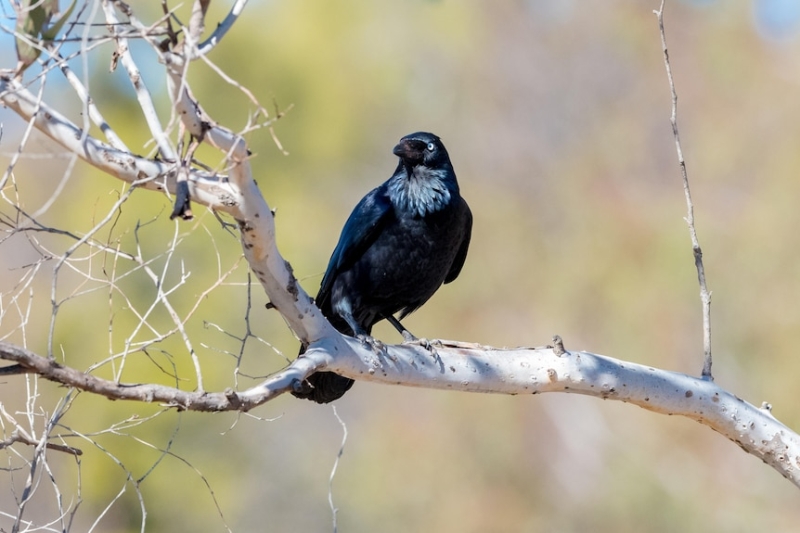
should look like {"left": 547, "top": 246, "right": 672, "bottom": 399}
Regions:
{"left": 3, "top": 0, "right": 800, "bottom": 531}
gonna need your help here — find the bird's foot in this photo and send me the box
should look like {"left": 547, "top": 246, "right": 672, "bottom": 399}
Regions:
{"left": 356, "top": 334, "right": 386, "bottom": 355}
{"left": 356, "top": 333, "right": 398, "bottom": 364}
{"left": 403, "top": 337, "right": 440, "bottom": 360}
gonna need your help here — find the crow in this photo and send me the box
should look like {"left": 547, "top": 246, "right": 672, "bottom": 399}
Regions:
{"left": 292, "top": 132, "right": 472, "bottom": 403}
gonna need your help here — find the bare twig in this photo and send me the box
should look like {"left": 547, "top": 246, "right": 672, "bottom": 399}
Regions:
{"left": 654, "top": 0, "right": 713, "bottom": 380}
{"left": 329, "top": 406, "right": 347, "bottom": 533}
{"left": 0, "top": 429, "right": 83, "bottom": 456}
{"left": 11, "top": 392, "right": 76, "bottom": 531}
{"left": 51, "top": 48, "right": 128, "bottom": 151}
{"left": 102, "top": 0, "right": 178, "bottom": 162}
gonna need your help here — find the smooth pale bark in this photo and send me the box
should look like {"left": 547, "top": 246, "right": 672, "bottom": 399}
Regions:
{"left": 2, "top": 337, "right": 798, "bottom": 487}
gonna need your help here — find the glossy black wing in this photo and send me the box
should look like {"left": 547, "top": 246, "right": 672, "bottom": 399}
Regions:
{"left": 444, "top": 198, "right": 472, "bottom": 284}
{"left": 316, "top": 185, "right": 394, "bottom": 305}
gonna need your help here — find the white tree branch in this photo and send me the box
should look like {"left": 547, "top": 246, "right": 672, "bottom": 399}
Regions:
{"left": 317, "top": 338, "right": 800, "bottom": 488}
{"left": 102, "top": 0, "right": 177, "bottom": 161}
{"left": 197, "top": 0, "right": 250, "bottom": 56}
{"left": 163, "top": 52, "right": 247, "bottom": 159}
{"left": 2, "top": 337, "right": 798, "bottom": 487}
{"left": 52, "top": 49, "right": 129, "bottom": 151}
{"left": 1, "top": 76, "right": 204, "bottom": 197}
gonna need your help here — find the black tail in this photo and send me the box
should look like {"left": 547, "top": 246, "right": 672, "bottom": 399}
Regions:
{"left": 291, "top": 370, "right": 355, "bottom": 404}
{"left": 292, "top": 295, "right": 372, "bottom": 403}
{"left": 291, "top": 313, "right": 363, "bottom": 403}
{"left": 291, "top": 342, "right": 355, "bottom": 403}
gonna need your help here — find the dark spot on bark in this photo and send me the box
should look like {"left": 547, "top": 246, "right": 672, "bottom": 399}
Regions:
{"left": 685, "top": 390, "right": 693, "bottom": 398}
{"left": 284, "top": 261, "right": 298, "bottom": 298}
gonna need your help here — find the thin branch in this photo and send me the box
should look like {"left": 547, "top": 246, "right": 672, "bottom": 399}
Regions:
{"left": 0, "top": 340, "right": 302, "bottom": 411}
{"left": 47, "top": 183, "right": 138, "bottom": 357}
{"left": 197, "top": 0, "right": 249, "bottom": 56}
{"left": 51, "top": 48, "right": 128, "bottom": 151}
{"left": 102, "top": 0, "right": 177, "bottom": 161}
{"left": 11, "top": 391, "right": 75, "bottom": 532}
{"left": 0, "top": 423, "right": 82, "bottom": 457}
{"left": 329, "top": 406, "right": 347, "bottom": 533}
{"left": 0, "top": 76, "right": 237, "bottom": 212}
{"left": 0, "top": 70, "right": 45, "bottom": 194}
{"left": 654, "top": 0, "right": 713, "bottom": 380}
{"left": 187, "top": 0, "right": 210, "bottom": 46}
{"left": 196, "top": 52, "right": 288, "bottom": 155}
{"left": 163, "top": 52, "right": 249, "bottom": 161}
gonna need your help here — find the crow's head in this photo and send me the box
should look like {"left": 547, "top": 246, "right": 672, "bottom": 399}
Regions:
{"left": 393, "top": 132, "right": 450, "bottom": 170}
{"left": 387, "top": 132, "right": 458, "bottom": 216}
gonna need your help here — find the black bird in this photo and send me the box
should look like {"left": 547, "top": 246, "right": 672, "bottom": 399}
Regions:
{"left": 292, "top": 132, "right": 472, "bottom": 404}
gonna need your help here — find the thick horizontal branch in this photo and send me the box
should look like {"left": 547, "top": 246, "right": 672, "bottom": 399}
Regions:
{"left": 2, "top": 338, "right": 798, "bottom": 488}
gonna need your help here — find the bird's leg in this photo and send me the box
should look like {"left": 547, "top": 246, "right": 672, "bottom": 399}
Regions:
{"left": 384, "top": 315, "right": 418, "bottom": 343}
{"left": 384, "top": 315, "right": 438, "bottom": 359}
{"left": 341, "top": 311, "right": 385, "bottom": 355}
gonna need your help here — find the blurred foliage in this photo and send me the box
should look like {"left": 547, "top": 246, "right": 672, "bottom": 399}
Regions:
{"left": 3, "top": 0, "right": 800, "bottom": 532}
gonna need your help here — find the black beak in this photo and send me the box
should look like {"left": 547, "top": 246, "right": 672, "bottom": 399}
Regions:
{"left": 392, "top": 139, "right": 424, "bottom": 163}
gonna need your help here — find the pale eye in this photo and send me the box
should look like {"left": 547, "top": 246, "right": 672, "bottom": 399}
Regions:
{"left": 426, "top": 142, "right": 435, "bottom": 152}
